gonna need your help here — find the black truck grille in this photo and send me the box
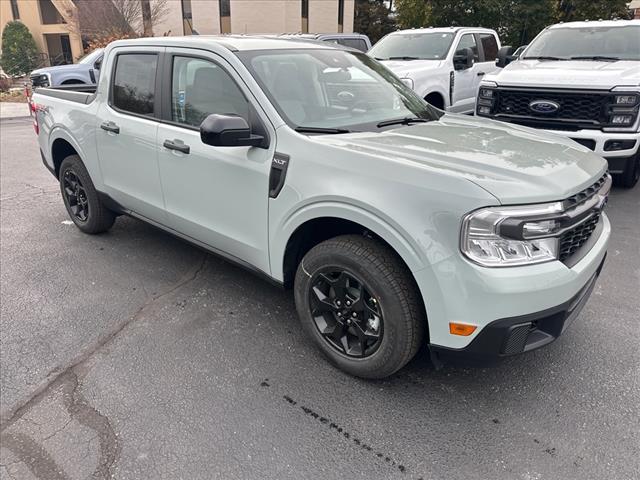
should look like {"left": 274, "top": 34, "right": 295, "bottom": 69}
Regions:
{"left": 493, "top": 89, "right": 610, "bottom": 129}
{"left": 559, "top": 212, "right": 601, "bottom": 261}
{"left": 30, "top": 73, "right": 49, "bottom": 88}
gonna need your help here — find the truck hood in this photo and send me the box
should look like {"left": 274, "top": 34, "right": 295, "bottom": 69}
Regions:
{"left": 31, "top": 64, "right": 85, "bottom": 75}
{"left": 318, "top": 114, "right": 606, "bottom": 204}
{"left": 486, "top": 59, "right": 640, "bottom": 89}
{"left": 379, "top": 59, "right": 444, "bottom": 78}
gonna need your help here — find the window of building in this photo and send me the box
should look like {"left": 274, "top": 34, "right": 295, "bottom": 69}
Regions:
{"left": 338, "top": 0, "right": 344, "bottom": 33}
{"left": 10, "top": 0, "right": 19, "bottom": 20}
{"left": 171, "top": 56, "right": 248, "bottom": 127}
{"left": 39, "top": 0, "right": 66, "bottom": 24}
{"left": 181, "top": 0, "right": 193, "bottom": 35}
{"left": 112, "top": 54, "right": 158, "bottom": 116}
{"left": 301, "top": 0, "right": 309, "bottom": 33}
{"left": 456, "top": 33, "right": 479, "bottom": 62}
{"left": 479, "top": 33, "right": 499, "bottom": 61}
{"left": 219, "top": 0, "right": 231, "bottom": 33}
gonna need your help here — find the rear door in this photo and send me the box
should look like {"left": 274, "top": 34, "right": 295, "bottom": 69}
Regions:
{"left": 95, "top": 46, "right": 166, "bottom": 221}
{"left": 155, "top": 48, "right": 275, "bottom": 273}
{"left": 474, "top": 32, "right": 501, "bottom": 89}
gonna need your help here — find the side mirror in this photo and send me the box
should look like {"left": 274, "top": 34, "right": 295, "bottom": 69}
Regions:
{"left": 200, "top": 114, "right": 266, "bottom": 148}
{"left": 496, "top": 46, "right": 515, "bottom": 68}
{"left": 93, "top": 55, "right": 103, "bottom": 70}
{"left": 453, "top": 47, "right": 474, "bottom": 70}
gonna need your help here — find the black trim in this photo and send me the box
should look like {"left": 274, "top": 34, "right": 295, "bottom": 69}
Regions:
{"left": 40, "top": 149, "right": 57, "bottom": 178}
{"left": 605, "top": 152, "right": 639, "bottom": 175}
{"left": 269, "top": 153, "right": 290, "bottom": 198}
{"left": 430, "top": 253, "right": 606, "bottom": 365}
{"left": 34, "top": 87, "right": 96, "bottom": 104}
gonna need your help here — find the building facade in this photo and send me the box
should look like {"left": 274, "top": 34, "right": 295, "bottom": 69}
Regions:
{"left": 0, "top": 0, "right": 84, "bottom": 66}
{"left": 152, "top": 0, "right": 355, "bottom": 37}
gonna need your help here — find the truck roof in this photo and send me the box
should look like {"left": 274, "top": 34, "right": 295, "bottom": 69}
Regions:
{"left": 390, "top": 26, "right": 497, "bottom": 35}
{"left": 547, "top": 19, "right": 640, "bottom": 29}
{"left": 108, "top": 35, "right": 343, "bottom": 52}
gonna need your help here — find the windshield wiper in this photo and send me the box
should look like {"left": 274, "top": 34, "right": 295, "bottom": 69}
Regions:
{"left": 294, "top": 126, "right": 352, "bottom": 134}
{"left": 569, "top": 55, "right": 620, "bottom": 62}
{"left": 522, "top": 56, "right": 566, "bottom": 61}
{"left": 387, "top": 56, "right": 421, "bottom": 61}
{"left": 377, "top": 117, "right": 430, "bottom": 128}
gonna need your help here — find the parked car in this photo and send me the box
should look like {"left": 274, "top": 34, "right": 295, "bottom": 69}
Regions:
{"left": 277, "top": 33, "right": 371, "bottom": 51}
{"left": 30, "top": 48, "right": 104, "bottom": 88}
{"left": 32, "top": 36, "right": 611, "bottom": 378}
{"left": 368, "top": 27, "right": 501, "bottom": 113}
{"left": 478, "top": 20, "right": 640, "bottom": 188}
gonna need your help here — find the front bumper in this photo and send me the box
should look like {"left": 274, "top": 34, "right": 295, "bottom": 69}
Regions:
{"left": 542, "top": 128, "right": 639, "bottom": 175}
{"left": 430, "top": 253, "right": 606, "bottom": 365}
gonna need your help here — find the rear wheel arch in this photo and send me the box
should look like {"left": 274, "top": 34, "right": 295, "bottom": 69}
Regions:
{"left": 51, "top": 138, "right": 79, "bottom": 177}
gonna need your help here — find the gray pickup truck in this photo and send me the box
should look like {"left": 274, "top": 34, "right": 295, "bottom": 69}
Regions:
{"left": 32, "top": 36, "right": 610, "bottom": 378}
{"left": 30, "top": 48, "right": 104, "bottom": 88}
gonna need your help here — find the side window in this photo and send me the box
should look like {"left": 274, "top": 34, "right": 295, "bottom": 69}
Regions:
{"left": 338, "top": 38, "right": 368, "bottom": 52}
{"left": 479, "top": 34, "right": 499, "bottom": 62}
{"left": 456, "top": 34, "right": 479, "bottom": 62}
{"left": 171, "top": 56, "right": 249, "bottom": 127}
{"left": 112, "top": 54, "right": 157, "bottom": 116}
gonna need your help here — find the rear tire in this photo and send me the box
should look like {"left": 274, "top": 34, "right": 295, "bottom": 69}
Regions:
{"left": 59, "top": 155, "right": 115, "bottom": 234}
{"left": 294, "top": 235, "right": 425, "bottom": 379}
{"left": 615, "top": 152, "right": 639, "bottom": 189}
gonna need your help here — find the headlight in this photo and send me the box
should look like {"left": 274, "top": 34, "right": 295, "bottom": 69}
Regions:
{"left": 614, "top": 94, "right": 638, "bottom": 106}
{"left": 461, "top": 202, "right": 564, "bottom": 267}
{"left": 610, "top": 114, "right": 634, "bottom": 125}
{"left": 476, "top": 85, "right": 496, "bottom": 116}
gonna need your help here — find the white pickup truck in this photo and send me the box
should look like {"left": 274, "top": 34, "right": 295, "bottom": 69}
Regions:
{"left": 478, "top": 20, "right": 640, "bottom": 187}
{"left": 369, "top": 27, "right": 501, "bottom": 113}
{"left": 32, "top": 36, "right": 611, "bottom": 378}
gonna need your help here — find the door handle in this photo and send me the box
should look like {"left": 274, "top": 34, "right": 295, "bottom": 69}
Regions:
{"left": 477, "top": 71, "right": 486, "bottom": 77}
{"left": 100, "top": 121, "right": 120, "bottom": 134}
{"left": 163, "top": 139, "right": 190, "bottom": 154}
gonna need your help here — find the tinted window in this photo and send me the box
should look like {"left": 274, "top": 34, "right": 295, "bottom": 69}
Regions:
{"left": 479, "top": 34, "right": 499, "bottom": 61}
{"left": 171, "top": 56, "right": 249, "bottom": 127}
{"left": 336, "top": 38, "right": 368, "bottom": 52}
{"left": 457, "top": 34, "right": 479, "bottom": 61}
{"left": 112, "top": 54, "right": 157, "bottom": 116}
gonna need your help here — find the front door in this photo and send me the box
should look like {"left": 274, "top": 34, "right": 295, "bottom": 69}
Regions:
{"left": 156, "top": 49, "right": 275, "bottom": 273}
{"left": 451, "top": 33, "right": 481, "bottom": 113}
{"left": 95, "top": 46, "right": 166, "bottom": 222}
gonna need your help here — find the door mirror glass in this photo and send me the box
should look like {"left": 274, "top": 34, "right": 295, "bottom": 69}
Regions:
{"left": 94, "top": 55, "right": 103, "bottom": 70}
{"left": 453, "top": 47, "right": 474, "bottom": 70}
{"left": 200, "top": 114, "right": 266, "bottom": 148}
{"left": 496, "top": 46, "right": 515, "bottom": 68}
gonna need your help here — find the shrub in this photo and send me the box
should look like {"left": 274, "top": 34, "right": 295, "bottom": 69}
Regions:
{"left": 0, "top": 76, "right": 12, "bottom": 92}
{"left": 0, "top": 21, "right": 40, "bottom": 76}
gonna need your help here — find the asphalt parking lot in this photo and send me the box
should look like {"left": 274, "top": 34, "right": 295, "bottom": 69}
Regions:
{"left": 1, "top": 116, "right": 639, "bottom": 480}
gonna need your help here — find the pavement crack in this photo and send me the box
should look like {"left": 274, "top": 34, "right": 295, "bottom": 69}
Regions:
{"left": 0, "top": 255, "right": 207, "bottom": 480}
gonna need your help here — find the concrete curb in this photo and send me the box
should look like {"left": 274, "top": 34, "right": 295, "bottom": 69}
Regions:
{"left": 0, "top": 103, "right": 31, "bottom": 120}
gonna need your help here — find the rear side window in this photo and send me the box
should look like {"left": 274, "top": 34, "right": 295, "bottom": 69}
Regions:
{"left": 479, "top": 34, "right": 499, "bottom": 61}
{"left": 336, "top": 38, "right": 368, "bottom": 52}
{"left": 112, "top": 53, "right": 158, "bottom": 116}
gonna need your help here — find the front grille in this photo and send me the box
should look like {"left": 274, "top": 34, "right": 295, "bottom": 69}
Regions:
{"left": 493, "top": 89, "right": 610, "bottom": 129}
{"left": 564, "top": 172, "right": 608, "bottom": 207}
{"left": 559, "top": 212, "right": 601, "bottom": 261}
{"left": 30, "top": 74, "right": 49, "bottom": 88}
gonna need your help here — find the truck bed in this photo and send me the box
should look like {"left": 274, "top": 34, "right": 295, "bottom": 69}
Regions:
{"left": 33, "top": 84, "right": 97, "bottom": 105}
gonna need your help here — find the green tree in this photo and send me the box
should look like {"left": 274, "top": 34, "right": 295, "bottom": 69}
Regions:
{"left": 557, "top": 0, "right": 631, "bottom": 22}
{"left": 0, "top": 21, "right": 40, "bottom": 77}
{"left": 354, "top": 0, "right": 396, "bottom": 44}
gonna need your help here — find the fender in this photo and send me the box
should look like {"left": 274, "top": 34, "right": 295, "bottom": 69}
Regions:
{"left": 47, "top": 125, "right": 103, "bottom": 186}
{"left": 270, "top": 199, "right": 429, "bottom": 281}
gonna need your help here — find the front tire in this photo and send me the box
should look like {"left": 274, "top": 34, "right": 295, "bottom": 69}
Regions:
{"left": 294, "top": 235, "right": 425, "bottom": 379}
{"left": 59, "top": 155, "right": 115, "bottom": 234}
{"left": 616, "top": 152, "right": 639, "bottom": 189}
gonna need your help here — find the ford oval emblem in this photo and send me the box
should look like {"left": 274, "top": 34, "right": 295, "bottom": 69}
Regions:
{"left": 529, "top": 100, "right": 560, "bottom": 114}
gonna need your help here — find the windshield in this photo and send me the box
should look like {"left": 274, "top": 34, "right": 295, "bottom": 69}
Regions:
{"left": 523, "top": 25, "right": 640, "bottom": 61}
{"left": 237, "top": 49, "right": 441, "bottom": 132}
{"left": 78, "top": 49, "right": 103, "bottom": 64}
{"left": 368, "top": 32, "right": 455, "bottom": 60}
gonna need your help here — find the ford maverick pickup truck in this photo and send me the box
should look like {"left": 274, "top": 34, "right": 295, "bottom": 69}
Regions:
{"left": 32, "top": 36, "right": 611, "bottom": 378}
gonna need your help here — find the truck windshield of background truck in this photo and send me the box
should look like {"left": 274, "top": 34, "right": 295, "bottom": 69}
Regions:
{"left": 237, "top": 48, "right": 442, "bottom": 132}
{"left": 368, "top": 32, "right": 455, "bottom": 60}
{"left": 522, "top": 25, "right": 640, "bottom": 61}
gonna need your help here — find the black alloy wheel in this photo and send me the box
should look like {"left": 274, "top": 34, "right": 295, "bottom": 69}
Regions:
{"left": 309, "top": 269, "right": 383, "bottom": 358}
{"left": 62, "top": 169, "right": 89, "bottom": 222}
